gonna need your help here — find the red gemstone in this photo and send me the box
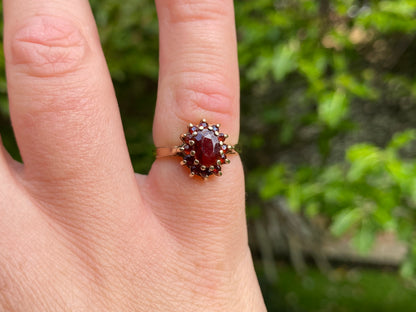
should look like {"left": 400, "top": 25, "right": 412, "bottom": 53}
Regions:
{"left": 193, "top": 129, "right": 221, "bottom": 166}
{"left": 182, "top": 133, "right": 193, "bottom": 144}
{"left": 183, "top": 144, "right": 192, "bottom": 155}
{"left": 220, "top": 154, "right": 227, "bottom": 164}
{"left": 199, "top": 122, "right": 208, "bottom": 128}
{"left": 189, "top": 125, "right": 199, "bottom": 133}
{"left": 213, "top": 165, "right": 222, "bottom": 174}
{"left": 218, "top": 133, "right": 226, "bottom": 142}
{"left": 183, "top": 155, "right": 195, "bottom": 164}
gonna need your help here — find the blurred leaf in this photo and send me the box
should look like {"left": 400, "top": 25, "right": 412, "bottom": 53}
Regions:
{"left": 400, "top": 258, "right": 414, "bottom": 279}
{"left": 335, "top": 74, "right": 377, "bottom": 99}
{"left": 379, "top": 1, "right": 416, "bottom": 17}
{"left": 387, "top": 129, "right": 416, "bottom": 151}
{"left": 247, "top": 55, "right": 273, "bottom": 81}
{"left": 373, "top": 207, "right": 395, "bottom": 229}
{"left": 352, "top": 223, "right": 376, "bottom": 254}
{"left": 260, "top": 165, "right": 287, "bottom": 200}
{"left": 271, "top": 42, "right": 298, "bottom": 81}
{"left": 331, "top": 208, "right": 362, "bottom": 236}
{"left": 305, "top": 202, "right": 319, "bottom": 217}
{"left": 288, "top": 183, "right": 302, "bottom": 212}
{"left": 318, "top": 89, "right": 348, "bottom": 128}
{"left": 346, "top": 144, "right": 381, "bottom": 181}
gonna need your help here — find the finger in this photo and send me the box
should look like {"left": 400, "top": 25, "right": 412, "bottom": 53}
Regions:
{"left": 153, "top": 0, "right": 240, "bottom": 146}
{"left": 3, "top": 2, "right": 140, "bottom": 223}
{"left": 146, "top": 0, "right": 246, "bottom": 253}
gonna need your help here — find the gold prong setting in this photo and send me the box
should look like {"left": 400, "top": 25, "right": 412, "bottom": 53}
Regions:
{"left": 178, "top": 119, "right": 234, "bottom": 179}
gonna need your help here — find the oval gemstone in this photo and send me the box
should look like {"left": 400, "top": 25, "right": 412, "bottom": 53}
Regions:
{"left": 194, "top": 129, "right": 221, "bottom": 166}
{"left": 180, "top": 120, "right": 231, "bottom": 178}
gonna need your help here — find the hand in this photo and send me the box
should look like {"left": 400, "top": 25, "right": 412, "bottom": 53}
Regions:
{"left": 0, "top": 0, "right": 266, "bottom": 311}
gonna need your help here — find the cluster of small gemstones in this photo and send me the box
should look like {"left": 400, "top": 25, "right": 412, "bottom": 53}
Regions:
{"left": 178, "top": 119, "right": 233, "bottom": 179}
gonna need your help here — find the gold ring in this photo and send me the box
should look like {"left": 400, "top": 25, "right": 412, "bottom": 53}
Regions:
{"left": 155, "top": 119, "right": 236, "bottom": 179}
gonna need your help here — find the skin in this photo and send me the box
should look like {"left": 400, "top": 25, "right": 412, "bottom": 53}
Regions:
{"left": 0, "top": 0, "right": 266, "bottom": 311}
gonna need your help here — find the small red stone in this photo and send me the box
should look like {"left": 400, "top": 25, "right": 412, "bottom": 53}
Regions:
{"left": 219, "top": 154, "right": 227, "bottom": 164}
{"left": 182, "top": 133, "right": 193, "bottom": 144}
{"left": 183, "top": 155, "right": 195, "bottom": 164}
{"left": 218, "top": 133, "right": 226, "bottom": 142}
{"left": 189, "top": 125, "right": 199, "bottom": 133}
{"left": 200, "top": 170, "right": 212, "bottom": 178}
{"left": 212, "top": 165, "right": 222, "bottom": 174}
{"left": 183, "top": 144, "right": 192, "bottom": 155}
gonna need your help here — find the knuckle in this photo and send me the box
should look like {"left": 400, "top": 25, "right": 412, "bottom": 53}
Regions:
{"left": 10, "top": 16, "right": 88, "bottom": 77}
{"left": 167, "top": 0, "right": 229, "bottom": 24}
{"left": 172, "top": 71, "right": 237, "bottom": 117}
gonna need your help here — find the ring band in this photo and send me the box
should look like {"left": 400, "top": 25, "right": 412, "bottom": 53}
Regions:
{"left": 155, "top": 147, "right": 182, "bottom": 158}
{"left": 155, "top": 119, "right": 237, "bottom": 179}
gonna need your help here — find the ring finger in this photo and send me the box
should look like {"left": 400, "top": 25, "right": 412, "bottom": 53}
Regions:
{"left": 144, "top": 0, "right": 246, "bottom": 254}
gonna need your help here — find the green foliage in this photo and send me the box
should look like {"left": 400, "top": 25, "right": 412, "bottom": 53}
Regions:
{"left": 90, "top": 0, "right": 159, "bottom": 81}
{"left": 260, "top": 129, "right": 416, "bottom": 257}
{"left": 318, "top": 89, "right": 348, "bottom": 128}
{"left": 331, "top": 209, "right": 362, "bottom": 237}
{"left": 240, "top": 0, "right": 416, "bottom": 277}
{"left": 260, "top": 264, "right": 416, "bottom": 312}
{"left": 90, "top": 0, "right": 159, "bottom": 173}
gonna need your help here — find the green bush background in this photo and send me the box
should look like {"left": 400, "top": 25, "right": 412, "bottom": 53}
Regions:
{"left": 2, "top": 0, "right": 416, "bottom": 310}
